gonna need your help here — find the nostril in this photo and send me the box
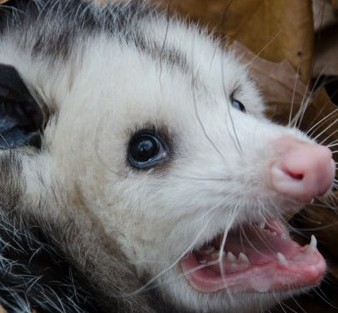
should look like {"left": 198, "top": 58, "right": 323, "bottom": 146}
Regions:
{"left": 286, "top": 171, "right": 304, "bottom": 181}
{"left": 268, "top": 136, "right": 335, "bottom": 203}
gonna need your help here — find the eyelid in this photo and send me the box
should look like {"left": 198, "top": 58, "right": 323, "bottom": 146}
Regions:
{"left": 127, "top": 128, "right": 172, "bottom": 170}
{"left": 229, "top": 85, "right": 241, "bottom": 101}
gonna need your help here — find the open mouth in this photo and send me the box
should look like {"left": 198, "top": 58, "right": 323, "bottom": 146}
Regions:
{"left": 180, "top": 219, "right": 326, "bottom": 293}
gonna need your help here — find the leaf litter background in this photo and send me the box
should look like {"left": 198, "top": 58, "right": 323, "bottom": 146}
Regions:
{"left": 0, "top": 0, "right": 338, "bottom": 312}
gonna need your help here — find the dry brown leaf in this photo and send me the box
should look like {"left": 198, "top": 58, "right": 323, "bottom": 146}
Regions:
{"left": 221, "top": 0, "right": 314, "bottom": 83}
{"left": 232, "top": 42, "right": 338, "bottom": 145}
{"left": 313, "top": 0, "right": 338, "bottom": 77}
{"left": 313, "top": 25, "right": 338, "bottom": 76}
{"left": 232, "top": 41, "right": 306, "bottom": 106}
{"left": 152, "top": 0, "right": 314, "bottom": 82}
{"left": 313, "top": 0, "right": 338, "bottom": 30}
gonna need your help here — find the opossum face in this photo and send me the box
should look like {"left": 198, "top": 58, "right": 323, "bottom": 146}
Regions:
{"left": 0, "top": 2, "right": 335, "bottom": 313}
{"left": 38, "top": 41, "right": 333, "bottom": 312}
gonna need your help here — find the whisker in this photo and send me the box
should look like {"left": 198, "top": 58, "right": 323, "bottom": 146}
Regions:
{"left": 290, "top": 93, "right": 311, "bottom": 129}
{"left": 291, "top": 70, "right": 327, "bottom": 130}
{"left": 221, "top": 52, "right": 243, "bottom": 155}
{"left": 244, "top": 30, "right": 282, "bottom": 68}
{"left": 124, "top": 199, "right": 227, "bottom": 296}
{"left": 318, "top": 130, "right": 338, "bottom": 147}
{"left": 158, "top": 0, "right": 172, "bottom": 78}
{"left": 288, "top": 66, "right": 301, "bottom": 127}
{"left": 288, "top": 295, "right": 307, "bottom": 313}
{"left": 190, "top": 45, "right": 228, "bottom": 164}
{"left": 312, "top": 287, "right": 338, "bottom": 309}
{"left": 305, "top": 108, "right": 338, "bottom": 138}
{"left": 313, "top": 118, "right": 338, "bottom": 144}
{"left": 218, "top": 206, "right": 241, "bottom": 281}
{"left": 327, "top": 142, "right": 338, "bottom": 148}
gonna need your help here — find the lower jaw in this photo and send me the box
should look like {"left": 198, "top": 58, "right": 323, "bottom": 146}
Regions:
{"left": 180, "top": 251, "right": 326, "bottom": 294}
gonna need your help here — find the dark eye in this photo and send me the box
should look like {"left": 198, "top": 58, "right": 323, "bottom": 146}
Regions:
{"left": 231, "top": 98, "right": 246, "bottom": 113}
{"left": 128, "top": 131, "right": 168, "bottom": 169}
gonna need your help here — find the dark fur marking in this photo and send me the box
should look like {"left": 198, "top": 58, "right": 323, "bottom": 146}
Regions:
{"left": 133, "top": 35, "right": 189, "bottom": 73}
{"left": 0, "top": 0, "right": 189, "bottom": 73}
{"left": 0, "top": 211, "right": 102, "bottom": 313}
{"left": 0, "top": 0, "right": 154, "bottom": 60}
{"left": 0, "top": 64, "right": 42, "bottom": 149}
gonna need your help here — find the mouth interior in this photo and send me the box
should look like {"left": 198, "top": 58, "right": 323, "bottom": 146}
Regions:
{"left": 180, "top": 220, "right": 326, "bottom": 293}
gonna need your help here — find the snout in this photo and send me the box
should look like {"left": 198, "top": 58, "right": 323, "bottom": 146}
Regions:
{"left": 268, "top": 136, "right": 335, "bottom": 203}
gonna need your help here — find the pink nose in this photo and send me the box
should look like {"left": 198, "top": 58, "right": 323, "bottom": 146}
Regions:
{"left": 269, "top": 136, "right": 335, "bottom": 203}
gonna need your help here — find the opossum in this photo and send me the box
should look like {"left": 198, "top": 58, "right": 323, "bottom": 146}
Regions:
{"left": 0, "top": 0, "right": 336, "bottom": 312}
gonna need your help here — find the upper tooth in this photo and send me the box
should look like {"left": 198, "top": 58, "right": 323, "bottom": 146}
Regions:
{"left": 210, "top": 251, "right": 220, "bottom": 260}
{"left": 238, "top": 252, "right": 250, "bottom": 264}
{"left": 227, "top": 252, "right": 237, "bottom": 262}
{"left": 310, "top": 235, "right": 317, "bottom": 249}
{"left": 202, "top": 246, "right": 215, "bottom": 255}
{"left": 277, "top": 252, "right": 288, "bottom": 266}
{"left": 259, "top": 222, "right": 265, "bottom": 229}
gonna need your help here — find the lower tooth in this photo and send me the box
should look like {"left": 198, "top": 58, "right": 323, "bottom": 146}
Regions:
{"left": 227, "top": 252, "right": 237, "bottom": 262}
{"left": 239, "top": 252, "right": 250, "bottom": 264}
{"left": 304, "top": 235, "right": 318, "bottom": 254}
{"left": 277, "top": 252, "right": 288, "bottom": 266}
{"left": 310, "top": 235, "right": 317, "bottom": 249}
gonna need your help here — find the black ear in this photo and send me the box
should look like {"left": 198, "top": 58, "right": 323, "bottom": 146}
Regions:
{"left": 0, "top": 64, "right": 43, "bottom": 149}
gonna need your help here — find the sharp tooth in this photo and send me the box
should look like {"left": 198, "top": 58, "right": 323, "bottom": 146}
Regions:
{"left": 277, "top": 252, "right": 288, "bottom": 266}
{"left": 271, "top": 232, "right": 277, "bottom": 236}
{"left": 210, "top": 251, "right": 220, "bottom": 260}
{"left": 227, "top": 252, "right": 237, "bottom": 262}
{"left": 259, "top": 222, "right": 265, "bottom": 229}
{"left": 238, "top": 252, "right": 250, "bottom": 264}
{"left": 304, "top": 235, "right": 318, "bottom": 254}
{"left": 281, "top": 233, "right": 287, "bottom": 240}
{"left": 310, "top": 235, "right": 317, "bottom": 249}
{"left": 199, "top": 259, "right": 208, "bottom": 265}
{"left": 202, "top": 246, "right": 215, "bottom": 255}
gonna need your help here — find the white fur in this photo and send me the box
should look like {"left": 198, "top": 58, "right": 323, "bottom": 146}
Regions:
{"left": 0, "top": 2, "right": 322, "bottom": 312}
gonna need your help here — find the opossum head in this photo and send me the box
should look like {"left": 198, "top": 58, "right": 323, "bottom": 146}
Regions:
{"left": 0, "top": 1, "right": 335, "bottom": 312}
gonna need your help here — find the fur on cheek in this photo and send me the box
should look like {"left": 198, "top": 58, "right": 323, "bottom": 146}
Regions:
{"left": 0, "top": 152, "right": 99, "bottom": 312}
{"left": 0, "top": 151, "right": 159, "bottom": 313}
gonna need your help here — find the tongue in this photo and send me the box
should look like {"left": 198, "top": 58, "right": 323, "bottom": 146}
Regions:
{"left": 180, "top": 221, "right": 326, "bottom": 293}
